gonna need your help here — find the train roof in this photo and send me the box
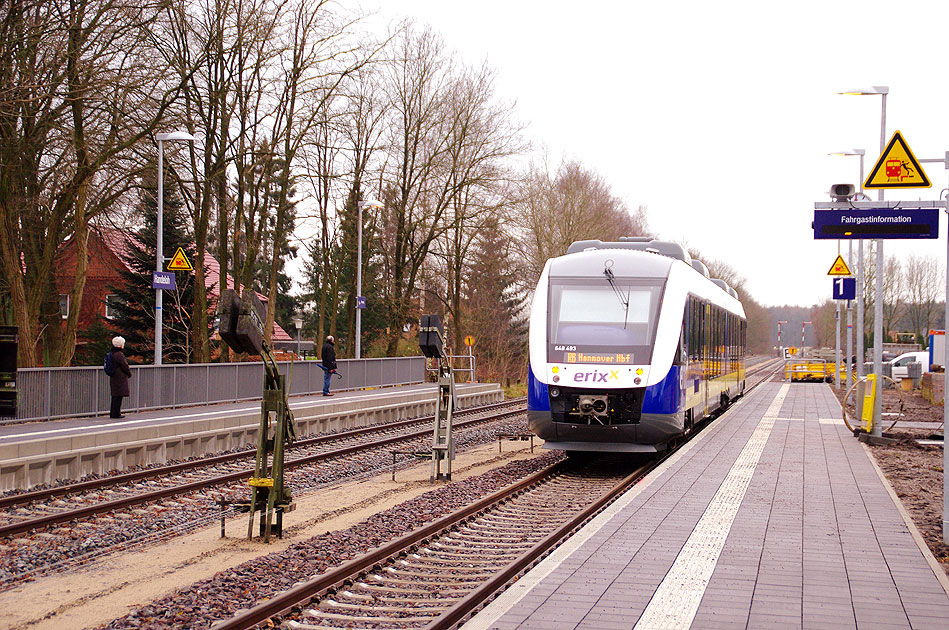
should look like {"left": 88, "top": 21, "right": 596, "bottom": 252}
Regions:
{"left": 562, "top": 238, "right": 739, "bottom": 299}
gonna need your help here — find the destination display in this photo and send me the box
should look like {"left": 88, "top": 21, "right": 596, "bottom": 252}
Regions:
{"left": 547, "top": 344, "right": 645, "bottom": 365}
{"left": 812, "top": 208, "right": 939, "bottom": 239}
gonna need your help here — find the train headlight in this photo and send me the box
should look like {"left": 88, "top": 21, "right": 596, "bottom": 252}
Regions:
{"left": 549, "top": 386, "right": 561, "bottom": 398}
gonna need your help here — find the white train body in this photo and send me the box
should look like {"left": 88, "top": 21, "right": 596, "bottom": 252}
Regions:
{"left": 527, "top": 239, "right": 746, "bottom": 453}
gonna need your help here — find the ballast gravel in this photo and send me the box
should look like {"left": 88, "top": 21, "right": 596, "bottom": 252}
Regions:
{"left": 99, "top": 451, "right": 561, "bottom": 630}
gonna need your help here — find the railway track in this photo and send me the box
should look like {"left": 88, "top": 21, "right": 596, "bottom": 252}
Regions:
{"left": 210, "top": 457, "right": 657, "bottom": 630}
{"left": 204, "top": 358, "right": 785, "bottom": 630}
{"left": 0, "top": 399, "right": 525, "bottom": 538}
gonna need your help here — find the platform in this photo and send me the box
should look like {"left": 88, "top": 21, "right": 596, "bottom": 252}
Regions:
{"left": 465, "top": 382, "right": 949, "bottom": 630}
{"left": 0, "top": 382, "right": 503, "bottom": 490}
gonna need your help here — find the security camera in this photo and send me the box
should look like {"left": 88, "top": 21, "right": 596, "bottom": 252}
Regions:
{"left": 829, "top": 183, "right": 856, "bottom": 201}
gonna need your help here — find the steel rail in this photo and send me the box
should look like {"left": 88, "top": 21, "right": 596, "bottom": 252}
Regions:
{"left": 425, "top": 465, "right": 652, "bottom": 629}
{"left": 0, "top": 398, "right": 523, "bottom": 511}
{"left": 0, "top": 402, "right": 526, "bottom": 538}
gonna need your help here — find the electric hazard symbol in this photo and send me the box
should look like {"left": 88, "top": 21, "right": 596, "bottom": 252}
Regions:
{"left": 827, "top": 255, "right": 852, "bottom": 277}
{"left": 864, "top": 131, "right": 931, "bottom": 189}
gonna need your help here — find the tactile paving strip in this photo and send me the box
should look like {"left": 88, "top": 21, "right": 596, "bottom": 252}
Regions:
{"left": 632, "top": 384, "right": 789, "bottom": 630}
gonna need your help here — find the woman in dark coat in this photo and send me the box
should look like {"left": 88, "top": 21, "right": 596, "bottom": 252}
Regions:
{"left": 321, "top": 335, "right": 337, "bottom": 396}
{"left": 109, "top": 336, "right": 132, "bottom": 418}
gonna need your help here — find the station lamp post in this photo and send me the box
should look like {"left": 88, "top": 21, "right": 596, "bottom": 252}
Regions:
{"left": 293, "top": 315, "right": 303, "bottom": 357}
{"left": 839, "top": 86, "right": 887, "bottom": 438}
{"left": 154, "top": 131, "right": 196, "bottom": 366}
{"left": 355, "top": 199, "right": 383, "bottom": 359}
{"left": 828, "top": 149, "right": 866, "bottom": 381}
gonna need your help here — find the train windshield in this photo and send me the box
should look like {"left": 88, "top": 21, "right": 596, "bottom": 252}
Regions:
{"left": 547, "top": 278, "right": 664, "bottom": 365}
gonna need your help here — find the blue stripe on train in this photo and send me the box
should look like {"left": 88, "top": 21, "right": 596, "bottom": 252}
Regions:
{"left": 529, "top": 363, "right": 682, "bottom": 415}
{"left": 642, "top": 365, "right": 683, "bottom": 415}
{"left": 527, "top": 364, "right": 550, "bottom": 412}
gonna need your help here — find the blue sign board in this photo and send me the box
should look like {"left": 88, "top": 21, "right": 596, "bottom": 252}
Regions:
{"left": 356, "top": 295, "right": 366, "bottom": 309}
{"left": 813, "top": 208, "right": 939, "bottom": 239}
{"left": 152, "top": 271, "right": 176, "bottom": 290}
{"left": 832, "top": 277, "right": 855, "bottom": 301}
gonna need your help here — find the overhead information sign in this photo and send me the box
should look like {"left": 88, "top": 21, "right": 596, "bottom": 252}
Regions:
{"left": 864, "top": 131, "right": 931, "bottom": 189}
{"left": 827, "top": 255, "right": 852, "bottom": 276}
{"left": 813, "top": 208, "right": 939, "bottom": 239}
{"left": 167, "top": 247, "right": 193, "bottom": 271}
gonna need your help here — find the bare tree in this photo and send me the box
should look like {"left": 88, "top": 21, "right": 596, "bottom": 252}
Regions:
{"left": 0, "top": 0, "right": 184, "bottom": 366}
{"left": 514, "top": 158, "right": 649, "bottom": 291}
{"left": 429, "top": 62, "right": 526, "bottom": 350}
{"left": 882, "top": 255, "right": 903, "bottom": 339}
{"left": 904, "top": 253, "right": 943, "bottom": 343}
{"left": 377, "top": 25, "right": 456, "bottom": 355}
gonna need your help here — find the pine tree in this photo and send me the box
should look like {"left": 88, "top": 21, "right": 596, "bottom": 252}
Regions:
{"left": 465, "top": 218, "right": 528, "bottom": 382}
{"left": 108, "top": 167, "right": 208, "bottom": 363}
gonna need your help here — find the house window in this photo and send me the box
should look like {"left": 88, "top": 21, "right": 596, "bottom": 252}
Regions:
{"left": 59, "top": 294, "right": 69, "bottom": 319}
{"left": 105, "top": 294, "right": 121, "bottom": 320}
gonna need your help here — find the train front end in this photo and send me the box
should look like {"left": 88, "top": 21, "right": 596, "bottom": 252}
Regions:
{"left": 527, "top": 246, "right": 686, "bottom": 453}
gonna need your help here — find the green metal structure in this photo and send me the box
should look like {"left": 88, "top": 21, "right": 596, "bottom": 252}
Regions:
{"left": 218, "top": 289, "right": 296, "bottom": 542}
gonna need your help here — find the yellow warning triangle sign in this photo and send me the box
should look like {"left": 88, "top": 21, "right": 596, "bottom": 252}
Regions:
{"left": 827, "top": 254, "right": 852, "bottom": 277}
{"left": 166, "top": 246, "right": 193, "bottom": 271}
{"left": 864, "top": 131, "right": 931, "bottom": 189}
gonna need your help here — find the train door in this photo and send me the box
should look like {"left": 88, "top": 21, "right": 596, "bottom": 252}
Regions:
{"left": 702, "top": 302, "right": 710, "bottom": 417}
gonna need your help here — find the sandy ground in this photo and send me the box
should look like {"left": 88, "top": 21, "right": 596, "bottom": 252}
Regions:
{"left": 0, "top": 439, "right": 541, "bottom": 630}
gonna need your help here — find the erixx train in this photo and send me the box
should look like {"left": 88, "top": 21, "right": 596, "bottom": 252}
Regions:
{"left": 527, "top": 238, "right": 746, "bottom": 454}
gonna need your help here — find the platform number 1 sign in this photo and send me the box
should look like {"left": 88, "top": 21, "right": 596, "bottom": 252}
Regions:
{"left": 833, "top": 277, "right": 856, "bottom": 301}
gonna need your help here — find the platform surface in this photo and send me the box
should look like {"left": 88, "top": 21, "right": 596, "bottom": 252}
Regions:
{"left": 0, "top": 382, "right": 491, "bottom": 447}
{"left": 466, "top": 382, "right": 949, "bottom": 630}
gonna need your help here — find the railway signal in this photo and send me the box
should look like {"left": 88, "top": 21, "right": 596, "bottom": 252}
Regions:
{"left": 419, "top": 314, "right": 456, "bottom": 482}
{"left": 218, "top": 288, "right": 296, "bottom": 542}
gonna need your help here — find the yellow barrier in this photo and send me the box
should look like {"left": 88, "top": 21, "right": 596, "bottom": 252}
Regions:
{"left": 861, "top": 374, "right": 877, "bottom": 432}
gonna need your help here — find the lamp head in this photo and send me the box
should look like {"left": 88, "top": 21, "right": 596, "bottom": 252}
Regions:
{"left": 839, "top": 85, "right": 889, "bottom": 96}
{"left": 156, "top": 131, "right": 196, "bottom": 142}
{"left": 827, "top": 149, "right": 865, "bottom": 156}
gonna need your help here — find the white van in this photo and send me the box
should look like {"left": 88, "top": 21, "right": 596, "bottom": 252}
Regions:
{"left": 888, "top": 351, "right": 931, "bottom": 379}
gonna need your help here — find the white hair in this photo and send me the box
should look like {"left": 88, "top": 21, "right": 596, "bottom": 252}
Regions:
{"left": 112, "top": 336, "right": 126, "bottom": 348}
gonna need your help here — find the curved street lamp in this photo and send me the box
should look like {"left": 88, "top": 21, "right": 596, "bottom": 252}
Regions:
{"left": 839, "top": 85, "right": 888, "bottom": 438}
{"left": 355, "top": 199, "right": 383, "bottom": 359}
{"left": 154, "top": 131, "right": 196, "bottom": 365}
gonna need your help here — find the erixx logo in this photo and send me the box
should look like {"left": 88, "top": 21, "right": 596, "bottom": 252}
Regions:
{"left": 573, "top": 370, "right": 619, "bottom": 383}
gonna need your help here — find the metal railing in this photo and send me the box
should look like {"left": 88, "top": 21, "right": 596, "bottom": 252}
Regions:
{"left": 11, "top": 356, "right": 426, "bottom": 422}
{"left": 425, "top": 354, "right": 477, "bottom": 383}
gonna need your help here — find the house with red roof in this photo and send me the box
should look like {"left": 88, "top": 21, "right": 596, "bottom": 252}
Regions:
{"left": 54, "top": 227, "right": 294, "bottom": 360}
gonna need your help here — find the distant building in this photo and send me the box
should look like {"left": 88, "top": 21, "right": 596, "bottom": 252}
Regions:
{"left": 54, "top": 227, "right": 294, "bottom": 359}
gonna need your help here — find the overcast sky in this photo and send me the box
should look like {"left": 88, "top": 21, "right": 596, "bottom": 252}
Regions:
{"left": 362, "top": 0, "right": 949, "bottom": 308}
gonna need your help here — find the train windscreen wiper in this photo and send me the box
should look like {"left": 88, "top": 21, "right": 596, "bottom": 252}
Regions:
{"left": 603, "top": 260, "right": 630, "bottom": 329}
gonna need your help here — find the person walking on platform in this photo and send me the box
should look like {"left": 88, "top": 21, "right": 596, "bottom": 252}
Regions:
{"left": 108, "top": 336, "right": 132, "bottom": 418}
{"left": 321, "top": 335, "right": 337, "bottom": 396}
